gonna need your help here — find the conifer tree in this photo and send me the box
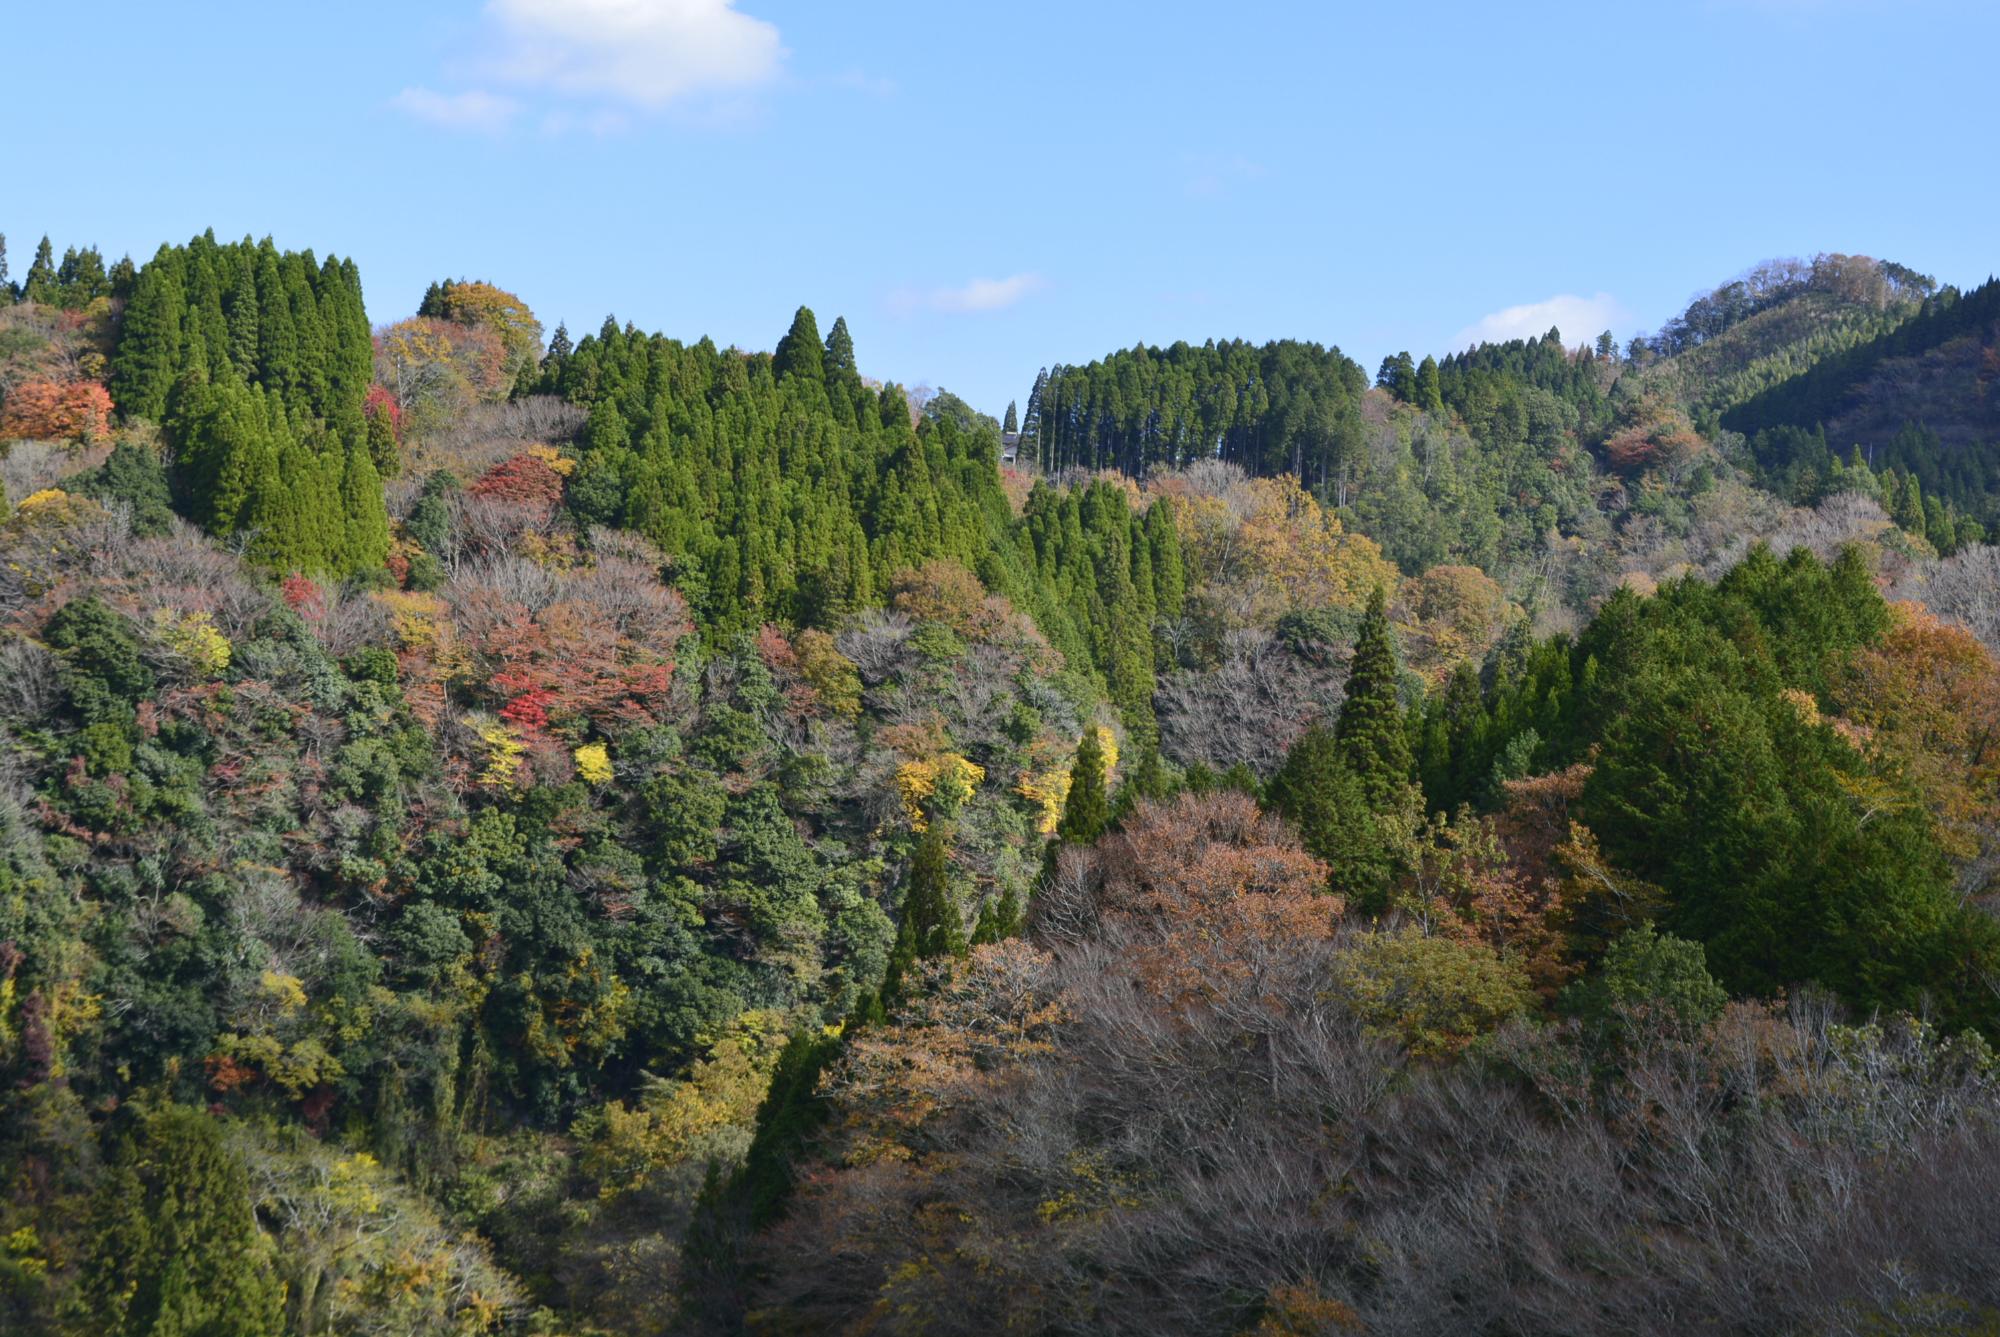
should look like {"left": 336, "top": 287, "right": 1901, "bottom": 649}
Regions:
{"left": 1144, "top": 497, "right": 1185, "bottom": 622}
{"left": 20, "top": 236, "right": 57, "bottom": 306}
{"left": 823, "top": 315, "right": 856, "bottom": 380}
{"left": 1003, "top": 400, "right": 1019, "bottom": 435}
{"left": 1336, "top": 588, "right": 1414, "bottom": 803}
{"left": 109, "top": 253, "right": 137, "bottom": 300}
{"left": 0, "top": 232, "right": 11, "bottom": 302}
{"left": 338, "top": 439, "right": 391, "bottom": 575}
{"left": 1416, "top": 354, "right": 1445, "bottom": 416}
{"left": 1055, "top": 728, "right": 1112, "bottom": 848}
{"left": 881, "top": 822, "right": 965, "bottom": 1005}
{"left": 969, "top": 887, "right": 1023, "bottom": 946}
{"left": 83, "top": 1104, "right": 285, "bottom": 1337}
{"left": 773, "top": 306, "right": 825, "bottom": 383}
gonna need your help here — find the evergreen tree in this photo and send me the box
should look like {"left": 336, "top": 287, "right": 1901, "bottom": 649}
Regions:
{"left": 0, "top": 232, "right": 10, "bottom": 302}
{"left": 1054, "top": 728, "right": 1112, "bottom": 848}
{"left": 1003, "top": 400, "right": 1019, "bottom": 435}
{"left": 773, "top": 306, "right": 825, "bottom": 383}
{"left": 1335, "top": 588, "right": 1414, "bottom": 802}
{"left": 1264, "top": 723, "right": 1393, "bottom": 898}
{"left": 21, "top": 236, "right": 57, "bottom": 306}
{"left": 881, "top": 823, "right": 965, "bottom": 1005}
{"left": 109, "top": 253, "right": 137, "bottom": 301}
{"left": 969, "top": 886, "right": 1023, "bottom": 945}
{"left": 1416, "top": 354, "right": 1445, "bottom": 416}
{"left": 338, "top": 440, "right": 391, "bottom": 575}
{"left": 823, "top": 315, "right": 857, "bottom": 381}
{"left": 83, "top": 1104, "right": 285, "bottom": 1337}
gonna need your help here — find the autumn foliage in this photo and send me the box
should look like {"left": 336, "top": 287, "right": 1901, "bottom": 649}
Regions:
{"left": 0, "top": 378, "right": 114, "bottom": 443}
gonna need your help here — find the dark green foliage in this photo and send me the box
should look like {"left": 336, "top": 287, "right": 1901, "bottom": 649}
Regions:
{"left": 1030, "top": 338, "right": 1368, "bottom": 483}
{"left": 1563, "top": 923, "right": 1729, "bottom": 1035}
{"left": 538, "top": 309, "right": 1007, "bottom": 635}
{"left": 1054, "top": 728, "right": 1111, "bottom": 848}
{"left": 82, "top": 1103, "right": 285, "bottom": 1337}
{"left": 772, "top": 305, "right": 825, "bottom": 384}
{"left": 19, "top": 236, "right": 57, "bottom": 306}
{"left": 1334, "top": 589, "right": 1414, "bottom": 804}
{"left": 108, "top": 233, "right": 382, "bottom": 574}
{"left": 79, "top": 443, "right": 176, "bottom": 537}
{"left": 881, "top": 824, "right": 965, "bottom": 1006}
{"left": 45, "top": 596, "right": 154, "bottom": 724}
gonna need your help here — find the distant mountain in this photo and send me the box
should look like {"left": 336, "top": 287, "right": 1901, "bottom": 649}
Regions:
{"left": 1638, "top": 254, "right": 1936, "bottom": 422}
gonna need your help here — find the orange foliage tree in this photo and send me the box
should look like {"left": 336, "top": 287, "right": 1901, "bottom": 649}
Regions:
{"left": 1834, "top": 602, "right": 2000, "bottom": 880}
{"left": 0, "top": 379, "right": 114, "bottom": 443}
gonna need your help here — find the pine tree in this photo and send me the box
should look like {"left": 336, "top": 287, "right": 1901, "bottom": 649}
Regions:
{"left": 109, "top": 253, "right": 137, "bottom": 300}
{"left": 1145, "top": 496, "right": 1185, "bottom": 622}
{"left": 969, "top": 886, "right": 1023, "bottom": 945}
{"left": 1003, "top": 400, "right": 1019, "bottom": 435}
{"left": 773, "top": 306, "right": 825, "bottom": 383}
{"left": 1336, "top": 588, "right": 1413, "bottom": 803}
{"left": 881, "top": 822, "right": 966, "bottom": 1005}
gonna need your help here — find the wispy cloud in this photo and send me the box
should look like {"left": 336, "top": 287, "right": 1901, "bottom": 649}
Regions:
{"left": 891, "top": 274, "right": 1047, "bottom": 316}
{"left": 391, "top": 86, "right": 520, "bottom": 132}
{"left": 487, "top": 0, "right": 784, "bottom": 109}
{"left": 1452, "top": 292, "right": 1632, "bottom": 350}
{"left": 394, "top": 0, "right": 785, "bottom": 133}
{"left": 1183, "top": 153, "right": 1267, "bottom": 200}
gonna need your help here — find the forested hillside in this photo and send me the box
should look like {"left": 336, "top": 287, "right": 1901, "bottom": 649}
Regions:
{"left": 1, "top": 232, "right": 1998, "bottom": 1336}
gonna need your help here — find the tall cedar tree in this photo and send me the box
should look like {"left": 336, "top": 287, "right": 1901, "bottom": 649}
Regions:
{"left": 1335, "top": 587, "right": 1414, "bottom": 804}
{"left": 773, "top": 306, "right": 825, "bottom": 383}
{"left": 881, "top": 822, "right": 965, "bottom": 1006}
{"left": 83, "top": 1104, "right": 285, "bottom": 1337}
{"left": 21, "top": 236, "right": 57, "bottom": 306}
{"left": 1055, "top": 728, "right": 1112, "bottom": 847}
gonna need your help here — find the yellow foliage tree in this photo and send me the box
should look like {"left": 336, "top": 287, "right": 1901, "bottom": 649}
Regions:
{"left": 896, "top": 753, "right": 986, "bottom": 830}
{"left": 573, "top": 742, "right": 614, "bottom": 785}
{"left": 153, "top": 608, "right": 232, "bottom": 677}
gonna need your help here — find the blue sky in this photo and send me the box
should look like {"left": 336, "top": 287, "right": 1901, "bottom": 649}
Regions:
{"left": 8, "top": 0, "right": 1996, "bottom": 416}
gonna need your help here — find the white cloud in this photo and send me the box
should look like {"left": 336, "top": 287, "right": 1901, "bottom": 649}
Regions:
{"left": 486, "top": 0, "right": 785, "bottom": 109}
{"left": 1452, "top": 291, "right": 1632, "bottom": 351}
{"left": 390, "top": 86, "right": 519, "bottom": 132}
{"left": 891, "top": 274, "right": 1046, "bottom": 316}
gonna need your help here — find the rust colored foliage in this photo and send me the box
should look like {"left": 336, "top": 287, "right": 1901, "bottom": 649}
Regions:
{"left": 1835, "top": 601, "right": 2000, "bottom": 875}
{"left": 1600, "top": 394, "right": 1704, "bottom": 474}
{"left": 888, "top": 559, "right": 1010, "bottom": 638}
{"left": 469, "top": 451, "right": 566, "bottom": 517}
{"left": 363, "top": 383, "right": 402, "bottom": 438}
{"left": 0, "top": 378, "right": 114, "bottom": 443}
{"left": 1088, "top": 791, "right": 1339, "bottom": 999}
